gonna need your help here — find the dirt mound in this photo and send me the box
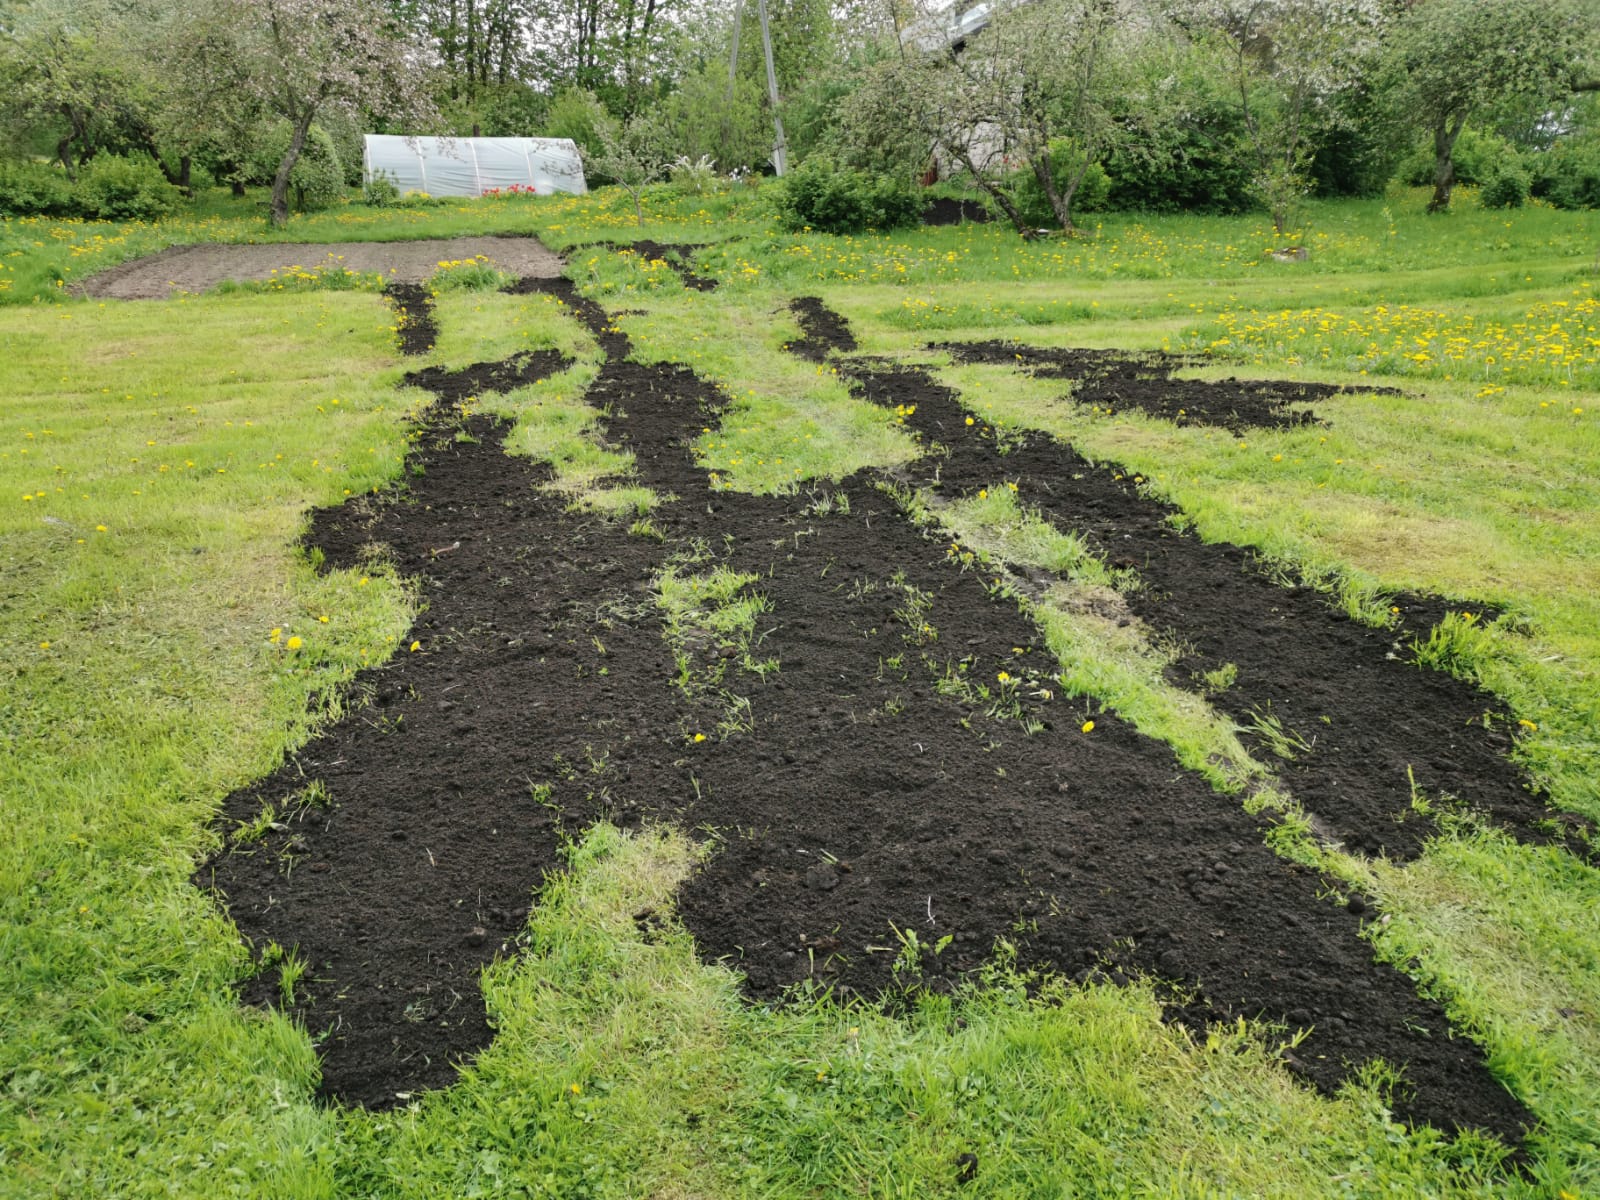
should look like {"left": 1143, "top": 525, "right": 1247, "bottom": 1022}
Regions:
{"left": 923, "top": 197, "right": 991, "bottom": 225}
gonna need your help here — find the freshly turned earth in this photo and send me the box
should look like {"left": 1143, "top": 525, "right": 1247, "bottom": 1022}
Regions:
{"left": 200, "top": 263, "right": 1551, "bottom": 1153}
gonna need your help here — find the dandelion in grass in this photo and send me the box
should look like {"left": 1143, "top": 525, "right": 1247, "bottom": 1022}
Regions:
{"left": 286, "top": 636, "right": 304, "bottom": 651}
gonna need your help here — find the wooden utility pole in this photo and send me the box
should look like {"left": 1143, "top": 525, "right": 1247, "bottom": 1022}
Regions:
{"left": 755, "top": 0, "right": 788, "bottom": 175}
{"left": 726, "top": 0, "right": 787, "bottom": 175}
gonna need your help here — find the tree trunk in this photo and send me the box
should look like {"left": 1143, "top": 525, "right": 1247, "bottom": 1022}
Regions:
{"left": 232, "top": 178, "right": 247, "bottom": 198}
{"left": 962, "top": 156, "right": 1029, "bottom": 237}
{"left": 56, "top": 135, "right": 77, "bottom": 183}
{"left": 1031, "top": 143, "right": 1087, "bottom": 234}
{"left": 270, "top": 109, "right": 318, "bottom": 227}
{"left": 1427, "top": 113, "right": 1467, "bottom": 214}
{"left": 178, "top": 155, "right": 193, "bottom": 197}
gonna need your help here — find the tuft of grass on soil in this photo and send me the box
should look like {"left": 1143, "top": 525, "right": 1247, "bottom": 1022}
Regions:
{"left": 902, "top": 483, "right": 1269, "bottom": 800}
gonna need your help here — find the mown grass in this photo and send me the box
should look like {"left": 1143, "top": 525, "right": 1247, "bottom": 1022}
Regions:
{"left": 1, "top": 182, "right": 1598, "bottom": 1197}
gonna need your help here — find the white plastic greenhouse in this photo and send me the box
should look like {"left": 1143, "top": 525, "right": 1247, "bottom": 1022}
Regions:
{"left": 362, "top": 135, "right": 588, "bottom": 198}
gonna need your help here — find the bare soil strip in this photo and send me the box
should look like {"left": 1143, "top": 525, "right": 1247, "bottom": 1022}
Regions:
{"left": 935, "top": 339, "right": 1403, "bottom": 434}
{"left": 75, "top": 235, "right": 565, "bottom": 299}
{"left": 796, "top": 299, "right": 1571, "bottom": 862}
{"left": 203, "top": 278, "right": 1534, "bottom": 1147}
{"left": 384, "top": 283, "right": 438, "bottom": 356}
{"left": 790, "top": 295, "right": 859, "bottom": 361}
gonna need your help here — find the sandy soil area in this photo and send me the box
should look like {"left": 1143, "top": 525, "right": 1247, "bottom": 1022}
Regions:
{"left": 76, "top": 235, "right": 564, "bottom": 299}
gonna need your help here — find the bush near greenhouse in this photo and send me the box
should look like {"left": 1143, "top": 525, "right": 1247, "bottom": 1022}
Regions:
{"left": 250, "top": 124, "right": 346, "bottom": 213}
{"left": 1396, "top": 126, "right": 1519, "bottom": 188}
{"left": 1480, "top": 161, "right": 1531, "bottom": 209}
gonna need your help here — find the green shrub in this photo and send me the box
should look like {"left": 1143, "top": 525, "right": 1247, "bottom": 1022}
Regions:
{"left": 1480, "top": 161, "right": 1530, "bottom": 209}
{"left": 1397, "top": 126, "right": 1517, "bottom": 188}
{"left": 668, "top": 155, "right": 719, "bottom": 197}
{"left": 253, "top": 124, "right": 346, "bottom": 211}
{"left": 1307, "top": 84, "right": 1407, "bottom": 199}
{"left": 1101, "top": 99, "right": 1255, "bottom": 214}
{"left": 545, "top": 88, "right": 615, "bottom": 184}
{"left": 1007, "top": 145, "right": 1111, "bottom": 228}
{"left": 363, "top": 169, "right": 401, "bottom": 207}
{"left": 72, "top": 154, "right": 181, "bottom": 220}
{"left": 1530, "top": 138, "right": 1600, "bottom": 210}
{"left": 775, "top": 158, "right": 921, "bottom": 234}
{"left": 0, "top": 159, "right": 75, "bottom": 216}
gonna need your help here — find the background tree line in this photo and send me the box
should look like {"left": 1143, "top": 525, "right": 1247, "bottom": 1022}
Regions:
{"left": 0, "top": 0, "right": 1596, "bottom": 231}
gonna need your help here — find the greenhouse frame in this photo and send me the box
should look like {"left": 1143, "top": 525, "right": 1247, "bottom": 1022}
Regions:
{"left": 362, "top": 135, "right": 588, "bottom": 198}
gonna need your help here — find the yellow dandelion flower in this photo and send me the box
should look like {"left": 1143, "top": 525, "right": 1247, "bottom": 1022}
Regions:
{"left": 1081, "top": 720, "right": 1095, "bottom": 734}
{"left": 286, "top": 636, "right": 304, "bottom": 651}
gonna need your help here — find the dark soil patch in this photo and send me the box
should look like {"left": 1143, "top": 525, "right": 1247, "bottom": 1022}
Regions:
{"left": 201, "top": 344, "right": 691, "bottom": 1107}
{"left": 840, "top": 355, "right": 1567, "bottom": 862}
{"left": 202, "top": 280, "right": 1536, "bottom": 1149}
{"left": 789, "top": 296, "right": 859, "bottom": 362}
{"left": 384, "top": 283, "right": 437, "bottom": 356}
{"left": 403, "top": 349, "right": 571, "bottom": 404}
{"left": 934, "top": 338, "right": 1403, "bottom": 434}
{"left": 923, "top": 197, "right": 991, "bottom": 225}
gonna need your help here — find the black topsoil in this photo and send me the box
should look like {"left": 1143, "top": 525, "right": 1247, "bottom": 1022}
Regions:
{"left": 200, "top": 265, "right": 1587, "bottom": 1154}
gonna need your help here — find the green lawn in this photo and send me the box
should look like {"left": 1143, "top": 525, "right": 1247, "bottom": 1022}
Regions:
{"left": 1, "top": 184, "right": 1597, "bottom": 1198}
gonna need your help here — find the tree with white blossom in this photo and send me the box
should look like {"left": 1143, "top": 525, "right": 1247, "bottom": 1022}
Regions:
{"left": 223, "top": 0, "right": 441, "bottom": 226}
{"left": 1184, "top": 0, "right": 1385, "bottom": 234}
